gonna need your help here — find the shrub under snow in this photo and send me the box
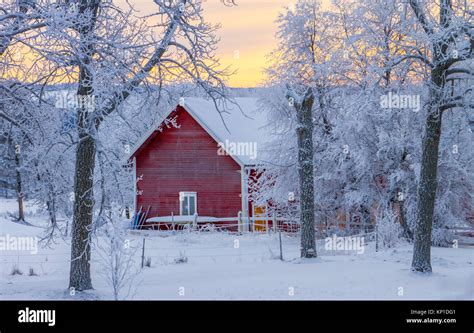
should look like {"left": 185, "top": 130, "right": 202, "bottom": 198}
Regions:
{"left": 376, "top": 208, "right": 403, "bottom": 249}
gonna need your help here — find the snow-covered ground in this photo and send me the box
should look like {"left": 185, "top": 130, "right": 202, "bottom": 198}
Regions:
{"left": 1, "top": 199, "right": 473, "bottom": 300}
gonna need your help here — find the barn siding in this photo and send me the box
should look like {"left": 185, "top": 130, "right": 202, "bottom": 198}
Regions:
{"left": 135, "top": 106, "right": 243, "bottom": 222}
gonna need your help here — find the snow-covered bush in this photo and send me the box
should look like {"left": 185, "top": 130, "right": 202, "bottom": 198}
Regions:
{"left": 10, "top": 265, "right": 22, "bottom": 276}
{"left": 200, "top": 223, "right": 217, "bottom": 233}
{"left": 431, "top": 227, "right": 456, "bottom": 248}
{"left": 145, "top": 257, "right": 152, "bottom": 268}
{"left": 376, "top": 208, "right": 403, "bottom": 249}
{"left": 96, "top": 220, "right": 140, "bottom": 300}
{"left": 431, "top": 216, "right": 455, "bottom": 247}
{"left": 174, "top": 251, "right": 188, "bottom": 264}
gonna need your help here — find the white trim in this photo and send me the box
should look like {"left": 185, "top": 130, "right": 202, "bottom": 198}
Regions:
{"left": 179, "top": 191, "right": 197, "bottom": 216}
{"left": 182, "top": 102, "right": 245, "bottom": 167}
{"left": 126, "top": 112, "right": 171, "bottom": 161}
{"left": 125, "top": 102, "right": 246, "bottom": 167}
{"left": 240, "top": 166, "right": 251, "bottom": 232}
{"left": 240, "top": 169, "right": 245, "bottom": 232}
{"left": 132, "top": 157, "right": 137, "bottom": 213}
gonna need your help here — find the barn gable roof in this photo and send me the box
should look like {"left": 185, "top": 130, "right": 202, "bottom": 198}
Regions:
{"left": 128, "top": 97, "right": 272, "bottom": 166}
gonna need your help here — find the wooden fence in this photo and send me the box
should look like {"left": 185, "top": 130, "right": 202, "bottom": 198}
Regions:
{"left": 130, "top": 211, "right": 375, "bottom": 234}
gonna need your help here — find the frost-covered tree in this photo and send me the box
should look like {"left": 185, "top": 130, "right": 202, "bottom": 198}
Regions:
{"left": 0, "top": 0, "right": 48, "bottom": 56}
{"left": 330, "top": 0, "right": 424, "bottom": 239}
{"left": 1, "top": 0, "right": 234, "bottom": 291}
{"left": 406, "top": 0, "right": 473, "bottom": 272}
{"left": 261, "top": 0, "right": 342, "bottom": 257}
{"left": 0, "top": 82, "right": 77, "bottom": 234}
{"left": 257, "top": 0, "right": 473, "bottom": 270}
{"left": 0, "top": 80, "right": 49, "bottom": 223}
{"left": 49, "top": 0, "right": 232, "bottom": 291}
{"left": 96, "top": 217, "right": 139, "bottom": 300}
{"left": 330, "top": 0, "right": 473, "bottom": 251}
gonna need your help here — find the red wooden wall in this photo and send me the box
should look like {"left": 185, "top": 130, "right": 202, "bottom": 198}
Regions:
{"left": 134, "top": 106, "right": 243, "bottom": 222}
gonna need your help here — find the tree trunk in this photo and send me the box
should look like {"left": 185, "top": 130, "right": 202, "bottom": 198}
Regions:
{"left": 296, "top": 90, "right": 317, "bottom": 258}
{"left": 65, "top": 0, "right": 202, "bottom": 289}
{"left": 46, "top": 192, "right": 57, "bottom": 231}
{"left": 68, "top": 0, "right": 100, "bottom": 291}
{"left": 69, "top": 134, "right": 96, "bottom": 290}
{"left": 411, "top": 68, "right": 444, "bottom": 273}
{"left": 15, "top": 145, "right": 24, "bottom": 222}
{"left": 398, "top": 200, "right": 413, "bottom": 241}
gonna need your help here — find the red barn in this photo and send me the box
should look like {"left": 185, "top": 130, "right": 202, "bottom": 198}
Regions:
{"left": 128, "top": 97, "right": 273, "bottom": 232}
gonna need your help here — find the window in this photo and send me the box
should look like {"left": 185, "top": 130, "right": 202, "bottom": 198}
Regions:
{"left": 179, "top": 192, "right": 197, "bottom": 216}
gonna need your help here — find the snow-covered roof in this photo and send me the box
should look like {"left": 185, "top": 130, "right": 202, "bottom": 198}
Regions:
{"left": 129, "top": 97, "right": 273, "bottom": 166}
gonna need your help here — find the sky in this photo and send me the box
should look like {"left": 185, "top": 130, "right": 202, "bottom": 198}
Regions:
{"left": 200, "top": 0, "right": 296, "bottom": 87}
{"left": 122, "top": 0, "right": 330, "bottom": 88}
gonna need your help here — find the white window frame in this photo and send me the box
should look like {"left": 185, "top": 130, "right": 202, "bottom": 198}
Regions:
{"left": 179, "top": 192, "right": 197, "bottom": 216}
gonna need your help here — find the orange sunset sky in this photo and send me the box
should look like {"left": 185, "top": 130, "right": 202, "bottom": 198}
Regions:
{"left": 122, "top": 0, "right": 332, "bottom": 88}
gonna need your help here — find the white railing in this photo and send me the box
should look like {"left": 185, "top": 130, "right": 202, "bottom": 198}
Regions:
{"left": 140, "top": 212, "right": 300, "bottom": 233}
{"left": 139, "top": 212, "right": 374, "bottom": 234}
